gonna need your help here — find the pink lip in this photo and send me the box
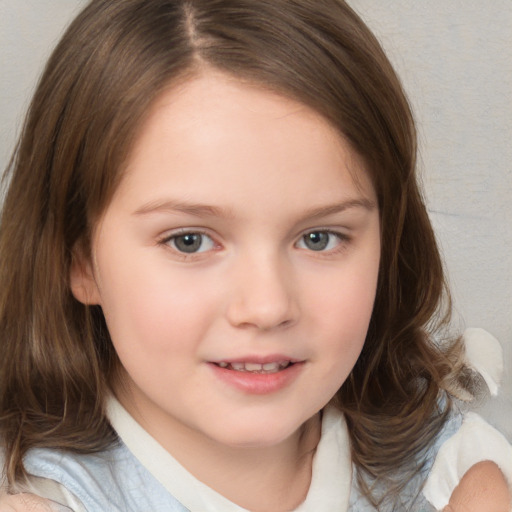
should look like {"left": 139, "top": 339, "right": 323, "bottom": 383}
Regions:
{"left": 208, "top": 360, "right": 305, "bottom": 395}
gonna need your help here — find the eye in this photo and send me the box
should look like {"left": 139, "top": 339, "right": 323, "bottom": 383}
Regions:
{"left": 166, "top": 232, "right": 216, "bottom": 254}
{"left": 296, "top": 231, "right": 344, "bottom": 252}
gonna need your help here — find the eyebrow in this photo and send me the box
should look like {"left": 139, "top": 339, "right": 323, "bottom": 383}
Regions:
{"left": 133, "top": 197, "right": 377, "bottom": 220}
{"left": 298, "top": 198, "right": 377, "bottom": 222}
{"left": 134, "top": 199, "right": 234, "bottom": 218}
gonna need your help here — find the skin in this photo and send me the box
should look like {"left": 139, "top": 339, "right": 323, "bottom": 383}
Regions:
{"left": 444, "top": 461, "right": 511, "bottom": 512}
{"left": 70, "top": 71, "right": 381, "bottom": 510}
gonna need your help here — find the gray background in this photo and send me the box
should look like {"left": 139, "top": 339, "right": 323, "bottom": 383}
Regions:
{"left": 1, "top": 1, "right": 511, "bottom": 437}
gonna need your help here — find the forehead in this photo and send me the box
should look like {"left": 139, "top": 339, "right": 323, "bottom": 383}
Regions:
{"left": 114, "top": 71, "right": 376, "bottom": 212}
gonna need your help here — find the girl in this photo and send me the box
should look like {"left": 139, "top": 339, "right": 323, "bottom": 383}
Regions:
{"left": 0, "top": 0, "right": 510, "bottom": 510}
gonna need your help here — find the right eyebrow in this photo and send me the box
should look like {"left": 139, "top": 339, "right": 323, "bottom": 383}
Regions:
{"left": 133, "top": 199, "right": 235, "bottom": 219}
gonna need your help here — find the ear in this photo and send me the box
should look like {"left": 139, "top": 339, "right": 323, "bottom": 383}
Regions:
{"left": 69, "top": 246, "right": 101, "bottom": 305}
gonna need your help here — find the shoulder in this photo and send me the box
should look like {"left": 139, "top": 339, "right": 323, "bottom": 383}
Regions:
{"left": 422, "top": 409, "right": 512, "bottom": 510}
{"left": 21, "top": 443, "right": 187, "bottom": 511}
{"left": 23, "top": 445, "right": 122, "bottom": 506}
{"left": 16, "top": 446, "right": 122, "bottom": 511}
{"left": 445, "top": 460, "right": 511, "bottom": 512}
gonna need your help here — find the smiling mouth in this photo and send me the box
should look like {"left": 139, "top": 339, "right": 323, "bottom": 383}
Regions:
{"left": 214, "top": 361, "right": 293, "bottom": 374}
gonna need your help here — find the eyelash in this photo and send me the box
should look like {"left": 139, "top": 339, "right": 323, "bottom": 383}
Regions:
{"left": 158, "top": 228, "right": 350, "bottom": 259}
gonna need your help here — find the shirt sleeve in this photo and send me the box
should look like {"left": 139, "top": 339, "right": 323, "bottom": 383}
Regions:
{"left": 422, "top": 412, "right": 512, "bottom": 509}
{"left": 423, "top": 328, "right": 512, "bottom": 510}
{"left": 462, "top": 327, "right": 503, "bottom": 396}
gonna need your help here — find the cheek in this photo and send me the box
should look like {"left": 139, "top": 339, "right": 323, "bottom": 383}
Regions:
{"left": 96, "top": 254, "right": 221, "bottom": 358}
{"left": 308, "top": 257, "right": 379, "bottom": 371}
{"left": 314, "top": 264, "right": 378, "bottom": 332}
{"left": 316, "top": 289, "right": 374, "bottom": 399}
{"left": 301, "top": 276, "right": 376, "bottom": 406}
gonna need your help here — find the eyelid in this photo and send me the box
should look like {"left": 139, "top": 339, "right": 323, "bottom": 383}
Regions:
{"left": 298, "top": 227, "right": 351, "bottom": 241}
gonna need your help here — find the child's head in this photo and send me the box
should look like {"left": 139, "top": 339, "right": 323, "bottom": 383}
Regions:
{"left": 68, "top": 70, "right": 382, "bottom": 450}
{"left": 1, "top": 0, "right": 452, "bottom": 487}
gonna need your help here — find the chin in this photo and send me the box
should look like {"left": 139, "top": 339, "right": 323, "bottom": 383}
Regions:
{"left": 205, "top": 412, "right": 314, "bottom": 450}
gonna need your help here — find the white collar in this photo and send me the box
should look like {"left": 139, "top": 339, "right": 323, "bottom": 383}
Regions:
{"left": 107, "top": 397, "right": 352, "bottom": 511}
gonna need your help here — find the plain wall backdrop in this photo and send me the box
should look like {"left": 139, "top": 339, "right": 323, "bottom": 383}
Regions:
{"left": 1, "top": 1, "right": 511, "bottom": 437}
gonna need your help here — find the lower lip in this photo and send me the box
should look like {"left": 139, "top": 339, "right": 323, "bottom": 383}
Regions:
{"left": 208, "top": 362, "right": 304, "bottom": 395}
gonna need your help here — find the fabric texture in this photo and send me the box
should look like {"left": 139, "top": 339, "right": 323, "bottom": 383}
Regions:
{"left": 107, "top": 399, "right": 353, "bottom": 511}
{"left": 20, "top": 399, "right": 512, "bottom": 511}
{"left": 22, "top": 400, "right": 352, "bottom": 512}
{"left": 20, "top": 408, "right": 343, "bottom": 511}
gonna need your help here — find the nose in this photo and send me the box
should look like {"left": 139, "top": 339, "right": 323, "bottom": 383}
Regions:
{"left": 225, "top": 253, "right": 299, "bottom": 331}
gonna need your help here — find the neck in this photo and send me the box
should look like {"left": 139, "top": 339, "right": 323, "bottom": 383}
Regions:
{"left": 116, "top": 389, "right": 322, "bottom": 511}
{"left": 190, "top": 416, "right": 321, "bottom": 511}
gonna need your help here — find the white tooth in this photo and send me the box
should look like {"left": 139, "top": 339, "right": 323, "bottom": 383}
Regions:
{"left": 279, "top": 361, "right": 291, "bottom": 369}
{"left": 231, "top": 362, "right": 245, "bottom": 371}
{"left": 245, "top": 363, "right": 263, "bottom": 371}
{"left": 262, "top": 362, "right": 279, "bottom": 372}
{"left": 218, "top": 362, "right": 228, "bottom": 368}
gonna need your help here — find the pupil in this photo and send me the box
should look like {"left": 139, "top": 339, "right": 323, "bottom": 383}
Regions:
{"left": 305, "top": 232, "right": 328, "bottom": 251}
{"left": 175, "top": 234, "right": 202, "bottom": 253}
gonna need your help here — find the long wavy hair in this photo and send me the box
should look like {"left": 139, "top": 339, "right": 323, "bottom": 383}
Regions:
{"left": 0, "top": 0, "right": 469, "bottom": 505}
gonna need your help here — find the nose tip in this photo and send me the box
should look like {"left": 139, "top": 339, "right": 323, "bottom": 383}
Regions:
{"left": 225, "top": 262, "right": 298, "bottom": 331}
{"left": 228, "top": 301, "right": 295, "bottom": 331}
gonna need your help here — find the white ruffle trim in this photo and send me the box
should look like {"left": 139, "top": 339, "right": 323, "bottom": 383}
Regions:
{"left": 423, "top": 412, "right": 512, "bottom": 509}
{"left": 423, "top": 328, "right": 511, "bottom": 509}
{"left": 462, "top": 327, "right": 503, "bottom": 396}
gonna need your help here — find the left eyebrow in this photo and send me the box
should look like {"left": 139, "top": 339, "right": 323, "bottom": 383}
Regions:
{"left": 298, "top": 198, "right": 377, "bottom": 222}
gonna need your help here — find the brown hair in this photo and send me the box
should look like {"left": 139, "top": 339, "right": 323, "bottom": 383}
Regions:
{"left": 0, "top": 0, "right": 469, "bottom": 505}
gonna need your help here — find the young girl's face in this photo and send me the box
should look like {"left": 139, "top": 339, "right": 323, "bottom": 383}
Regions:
{"left": 72, "top": 71, "right": 380, "bottom": 451}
